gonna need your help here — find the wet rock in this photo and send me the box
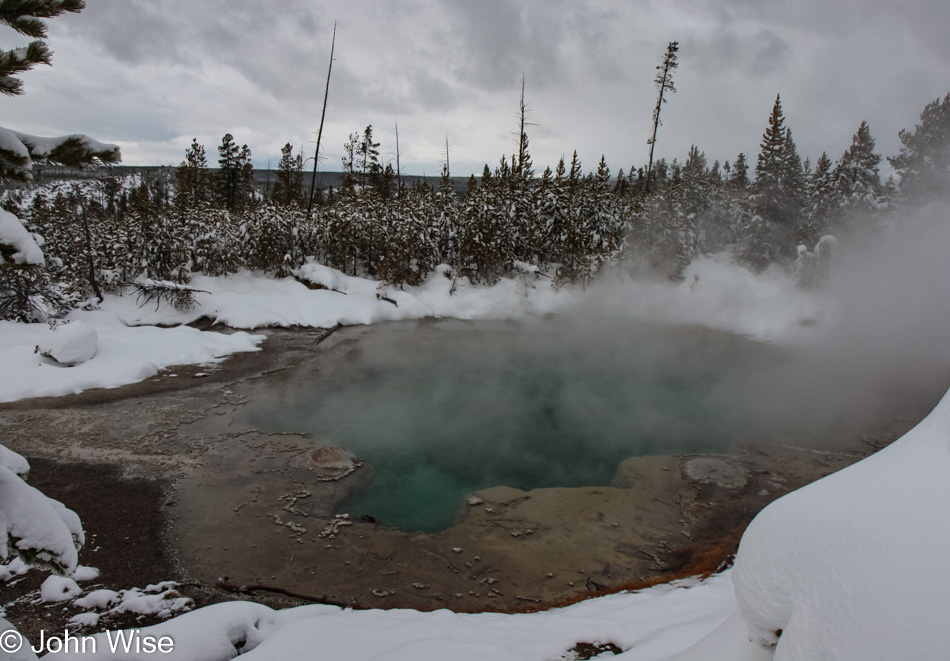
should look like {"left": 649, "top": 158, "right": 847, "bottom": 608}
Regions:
{"left": 611, "top": 455, "right": 681, "bottom": 490}
{"left": 684, "top": 457, "right": 748, "bottom": 490}
{"left": 310, "top": 446, "right": 360, "bottom": 470}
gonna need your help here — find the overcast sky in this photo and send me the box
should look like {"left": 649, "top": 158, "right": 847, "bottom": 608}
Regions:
{"left": 3, "top": 0, "right": 949, "bottom": 177}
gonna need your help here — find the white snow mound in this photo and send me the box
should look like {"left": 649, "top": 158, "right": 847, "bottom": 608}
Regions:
{"left": 0, "top": 462, "right": 84, "bottom": 573}
{"left": 36, "top": 321, "right": 98, "bottom": 366}
{"left": 0, "top": 444, "right": 30, "bottom": 475}
{"left": 41, "top": 575, "right": 82, "bottom": 602}
{"left": 732, "top": 387, "right": 950, "bottom": 660}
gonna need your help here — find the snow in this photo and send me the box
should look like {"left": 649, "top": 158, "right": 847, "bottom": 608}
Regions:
{"left": 0, "top": 310, "right": 263, "bottom": 402}
{"left": 0, "top": 208, "right": 44, "bottom": 266}
{"left": 0, "top": 445, "right": 30, "bottom": 476}
{"left": 0, "top": 127, "right": 31, "bottom": 161}
{"left": 0, "top": 617, "right": 38, "bottom": 661}
{"left": 70, "top": 566, "right": 99, "bottom": 582}
{"left": 73, "top": 590, "right": 119, "bottom": 611}
{"left": 101, "top": 255, "right": 821, "bottom": 343}
{"left": 0, "top": 463, "right": 83, "bottom": 574}
{"left": 292, "top": 261, "right": 344, "bottom": 291}
{"left": 35, "top": 321, "right": 98, "bottom": 366}
{"left": 0, "top": 255, "right": 822, "bottom": 404}
{"left": 40, "top": 575, "right": 740, "bottom": 660}
{"left": 67, "top": 612, "right": 100, "bottom": 628}
{"left": 40, "top": 575, "right": 82, "bottom": 603}
{"left": 730, "top": 387, "right": 950, "bottom": 660}
{"left": 9, "top": 132, "right": 119, "bottom": 161}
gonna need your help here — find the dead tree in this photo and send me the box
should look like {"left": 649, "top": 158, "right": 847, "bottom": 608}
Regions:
{"left": 307, "top": 22, "right": 337, "bottom": 218}
{"left": 646, "top": 41, "right": 679, "bottom": 194}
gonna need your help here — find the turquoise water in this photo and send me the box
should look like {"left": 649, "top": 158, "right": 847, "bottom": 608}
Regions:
{"left": 240, "top": 318, "right": 942, "bottom": 532}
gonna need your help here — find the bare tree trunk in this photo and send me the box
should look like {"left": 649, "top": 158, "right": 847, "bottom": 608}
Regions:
{"left": 76, "top": 192, "right": 103, "bottom": 302}
{"left": 307, "top": 22, "right": 337, "bottom": 219}
{"left": 394, "top": 121, "right": 403, "bottom": 197}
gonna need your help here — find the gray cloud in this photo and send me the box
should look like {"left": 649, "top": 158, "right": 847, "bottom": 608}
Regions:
{"left": 4, "top": 0, "right": 947, "bottom": 176}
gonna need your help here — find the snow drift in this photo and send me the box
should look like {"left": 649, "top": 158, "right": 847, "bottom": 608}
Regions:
{"left": 730, "top": 387, "right": 950, "bottom": 660}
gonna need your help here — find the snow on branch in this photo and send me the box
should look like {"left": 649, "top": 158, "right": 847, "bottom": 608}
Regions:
{"left": 0, "top": 126, "right": 121, "bottom": 182}
{"left": 130, "top": 278, "right": 208, "bottom": 312}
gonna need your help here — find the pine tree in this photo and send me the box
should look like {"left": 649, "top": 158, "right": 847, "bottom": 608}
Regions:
{"left": 340, "top": 132, "right": 359, "bottom": 190}
{"left": 749, "top": 94, "right": 804, "bottom": 265}
{"left": 271, "top": 143, "right": 304, "bottom": 207}
{"left": 0, "top": 1, "right": 119, "bottom": 181}
{"left": 358, "top": 125, "right": 381, "bottom": 189}
{"left": 888, "top": 93, "right": 950, "bottom": 207}
{"left": 175, "top": 139, "right": 212, "bottom": 209}
{"left": 1, "top": 1, "right": 120, "bottom": 320}
{"left": 1, "top": 0, "right": 82, "bottom": 95}
{"left": 800, "top": 152, "right": 836, "bottom": 247}
{"left": 216, "top": 133, "right": 241, "bottom": 210}
{"left": 832, "top": 121, "right": 884, "bottom": 235}
{"left": 238, "top": 144, "right": 255, "bottom": 210}
{"left": 646, "top": 42, "right": 679, "bottom": 194}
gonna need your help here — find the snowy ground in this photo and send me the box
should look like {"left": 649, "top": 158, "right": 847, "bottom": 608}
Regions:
{"left": 0, "top": 255, "right": 822, "bottom": 404}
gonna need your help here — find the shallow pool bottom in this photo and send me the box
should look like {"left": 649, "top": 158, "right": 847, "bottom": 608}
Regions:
{"left": 240, "top": 317, "right": 945, "bottom": 532}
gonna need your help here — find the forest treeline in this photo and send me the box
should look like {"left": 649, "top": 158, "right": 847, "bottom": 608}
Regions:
{"left": 2, "top": 92, "right": 950, "bottom": 322}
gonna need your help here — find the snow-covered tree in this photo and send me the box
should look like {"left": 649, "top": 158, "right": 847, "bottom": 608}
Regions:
{"left": 1, "top": 1, "right": 121, "bottom": 319}
{"left": 888, "top": 93, "right": 950, "bottom": 207}
{"left": 0, "top": 444, "right": 84, "bottom": 575}
{"left": 0, "top": 1, "right": 119, "bottom": 181}
{"left": 831, "top": 121, "right": 885, "bottom": 236}
{"left": 799, "top": 151, "right": 836, "bottom": 247}
{"left": 175, "top": 138, "right": 212, "bottom": 209}
{"left": 748, "top": 94, "right": 805, "bottom": 266}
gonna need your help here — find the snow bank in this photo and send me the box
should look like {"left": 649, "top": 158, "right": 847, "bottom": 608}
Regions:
{"left": 0, "top": 310, "right": 263, "bottom": 402}
{"left": 42, "top": 575, "right": 739, "bottom": 660}
{"left": 731, "top": 388, "right": 950, "bottom": 659}
{"left": 102, "top": 255, "right": 821, "bottom": 343}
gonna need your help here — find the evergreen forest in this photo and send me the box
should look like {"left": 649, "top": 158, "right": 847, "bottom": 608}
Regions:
{"left": 3, "top": 91, "right": 950, "bottom": 322}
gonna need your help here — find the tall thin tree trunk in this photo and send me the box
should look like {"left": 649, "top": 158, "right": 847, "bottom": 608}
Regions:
{"left": 646, "top": 42, "right": 679, "bottom": 194}
{"left": 76, "top": 193, "right": 103, "bottom": 302}
{"left": 394, "top": 121, "right": 402, "bottom": 197}
{"left": 307, "top": 22, "right": 337, "bottom": 219}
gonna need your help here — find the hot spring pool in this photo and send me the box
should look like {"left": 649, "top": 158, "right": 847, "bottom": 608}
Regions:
{"left": 239, "top": 317, "right": 945, "bottom": 532}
